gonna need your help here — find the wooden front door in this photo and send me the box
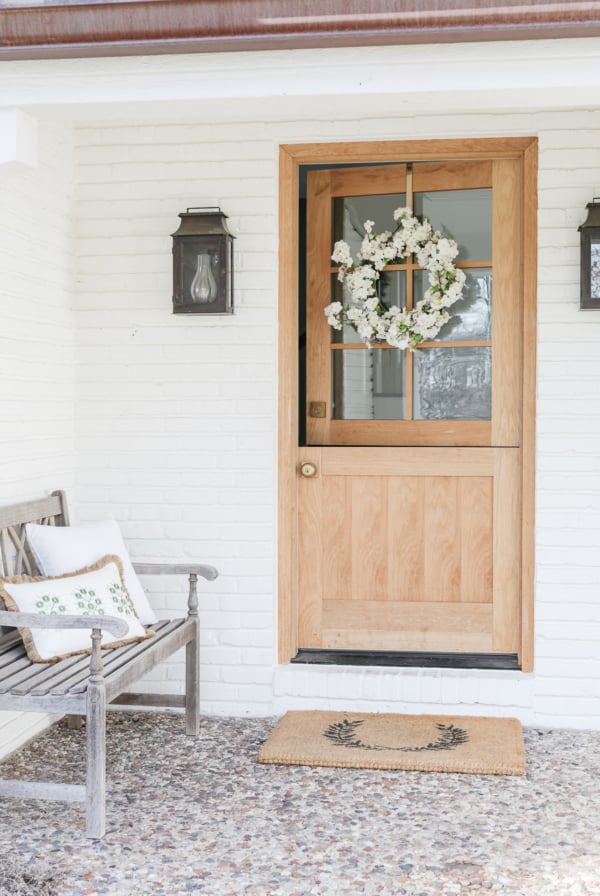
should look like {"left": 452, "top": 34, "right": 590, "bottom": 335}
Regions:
{"left": 297, "top": 157, "right": 526, "bottom": 663}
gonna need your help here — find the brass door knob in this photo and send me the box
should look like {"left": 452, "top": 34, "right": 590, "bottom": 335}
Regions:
{"left": 299, "top": 462, "right": 318, "bottom": 478}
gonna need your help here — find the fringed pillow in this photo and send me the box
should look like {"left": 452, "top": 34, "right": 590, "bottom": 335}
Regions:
{"left": 0, "top": 555, "right": 153, "bottom": 664}
{"left": 25, "top": 518, "right": 158, "bottom": 626}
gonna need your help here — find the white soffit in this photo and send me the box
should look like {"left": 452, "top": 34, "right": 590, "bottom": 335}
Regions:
{"left": 0, "top": 38, "right": 599, "bottom": 119}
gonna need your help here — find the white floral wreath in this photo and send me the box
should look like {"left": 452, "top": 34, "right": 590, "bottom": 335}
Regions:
{"left": 324, "top": 207, "right": 466, "bottom": 350}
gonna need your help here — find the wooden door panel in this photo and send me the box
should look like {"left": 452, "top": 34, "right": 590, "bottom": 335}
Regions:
{"left": 425, "top": 476, "right": 462, "bottom": 602}
{"left": 298, "top": 446, "right": 519, "bottom": 652}
{"left": 412, "top": 160, "right": 492, "bottom": 193}
{"left": 324, "top": 418, "right": 492, "bottom": 448}
{"left": 460, "top": 475, "right": 494, "bottom": 603}
{"left": 329, "top": 163, "right": 408, "bottom": 197}
{"left": 321, "top": 601, "right": 493, "bottom": 652}
{"left": 297, "top": 447, "right": 323, "bottom": 646}
{"left": 387, "top": 477, "right": 424, "bottom": 602}
{"left": 492, "top": 449, "right": 522, "bottom": 651}
{"left": 492, "top": 157, "right": 522, "bottom": 447}
{"left": 321, "top": 446, "right": 498, "bottom": 477}
{"left": 322, "top": 474, "right": 352, "bottom": 605}
{"left": 351, "top": 476, "right": 389, "bottom": 602}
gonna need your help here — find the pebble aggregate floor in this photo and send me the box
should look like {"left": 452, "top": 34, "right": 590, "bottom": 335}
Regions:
{"left": 0, "top": 713, "right": 599, "bottom": 896}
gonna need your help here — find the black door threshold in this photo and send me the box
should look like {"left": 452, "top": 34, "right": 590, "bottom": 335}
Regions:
{"left": 292, "top": 649, "right": 520, "bottom": 670}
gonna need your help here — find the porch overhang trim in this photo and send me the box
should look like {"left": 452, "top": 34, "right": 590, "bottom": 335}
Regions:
{"left": 2, "top": 1, "right": 600, "bottom": 60}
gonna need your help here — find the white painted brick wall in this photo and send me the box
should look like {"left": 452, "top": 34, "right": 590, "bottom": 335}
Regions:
{"left": 2, "top": 42, "right": 600, "bottom": 761}
{"left": 73, "top": 119, "right": 278, "bottom": 717}
{"left": 70, "top": 100, "right": 600, "bottom": 730}
{"left": 0, "top": 120, "right": 76, "bottom": 757}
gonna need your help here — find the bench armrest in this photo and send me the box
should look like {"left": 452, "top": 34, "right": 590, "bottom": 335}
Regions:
{"left": 133, "top": 562, "right": 218, "bottom": 581}
{"left": 0, "top": 610, "right": 128, "bottom": 638}
{"left": 132, "top": 562, "right": 218, "bottom": 619}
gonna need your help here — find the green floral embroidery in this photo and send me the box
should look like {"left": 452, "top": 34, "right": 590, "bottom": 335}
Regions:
{"left": 32, "top": 580, "right": 133, "bottom": 621}
{"left": 109, "top": 581, "right": 134, "bottom": 616}
{"left": 74, "top": 587, "right": 104, "bottom": 615}
{"left": 35, "top": 594, "right": 67, "bottom": 615}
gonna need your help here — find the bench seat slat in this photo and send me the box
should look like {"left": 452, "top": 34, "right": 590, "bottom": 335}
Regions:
{"left": 27, "top": 652, "right": 102, "bottom": 696}
{"left": 24, "top": 625, "right": 165, "bottom": 697}
{"left": 64, "top": 621, "right": 180, "bottom": 696}
{"left": 0, "top": 653, "right": 39, "bottom": 690}
{"left": 0, "top": 631, "right": 24, "bottom": 656}
{"left": 0, "top": 647, "right": 92, "bottom": 695}
{"left": 0, "top": 620, "right": 188, "bottom": 698}
{"left": 0, "top": 643, "right": 31, "bottom": 672}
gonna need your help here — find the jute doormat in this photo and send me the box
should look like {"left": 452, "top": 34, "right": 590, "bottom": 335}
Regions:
{"left": 258, "top": 711, "right": 526, "bottom": 776}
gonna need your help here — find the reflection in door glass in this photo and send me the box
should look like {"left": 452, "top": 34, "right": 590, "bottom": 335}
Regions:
{"left": 413, "top": 189, "right": 492, "bottom": 261}
{"left": 414, "top": 347, "right": 491, "bottom": 420}
{"left": 333, "top": 194, "right": 406, "bottom": 254}
{"left": 413, "top": 268, "right": 492, "bottom": 341}
{"left": 332, "top": 349, "right": 406, "bottom": 419}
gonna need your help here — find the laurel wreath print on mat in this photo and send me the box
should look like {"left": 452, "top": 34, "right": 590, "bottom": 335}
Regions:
{"left": 324, "top": 719, "right": 469, "bottom": 753}
{"left": 325, "top": 207, "right": 466, "bottom": 350}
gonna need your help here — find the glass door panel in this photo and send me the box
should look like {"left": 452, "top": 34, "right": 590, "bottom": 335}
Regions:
{"left": 412, "top": 188, "right": 492, "bottom": 261}
{"left": 332, "top": 349, "right": 406, "bottom": 420}
{"left": 413, "top": 347, "right": 492, "bottom": 420}
{"left": 305, "top": 160, "right": 502, "bottom": 447}
{"left": 413, "top": 268, "right": 492, "bottom": 342}
{"left": 333, "top": 193, "right": 406, "bottom": 250}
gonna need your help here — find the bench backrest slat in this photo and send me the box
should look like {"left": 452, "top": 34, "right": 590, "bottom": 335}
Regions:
{"left": 0, "top": 490, "right": 69, "bottom": 579}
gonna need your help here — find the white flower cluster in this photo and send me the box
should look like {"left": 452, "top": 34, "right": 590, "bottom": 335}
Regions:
{"left": 325, "top": 207, "right": 466, "bottom": 350}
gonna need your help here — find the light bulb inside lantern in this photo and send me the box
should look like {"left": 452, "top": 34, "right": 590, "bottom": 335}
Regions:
{"left": 190, "top": 253, "right": 217, "bottom": 303}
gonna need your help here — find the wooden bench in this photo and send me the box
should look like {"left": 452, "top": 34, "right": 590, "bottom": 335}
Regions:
{"left": 0, "top": 490, "right": 218, "bottom": 838}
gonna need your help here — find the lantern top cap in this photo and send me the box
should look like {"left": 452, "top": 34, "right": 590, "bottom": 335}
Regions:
{"left": 579, "top": 198, "right": 600, "bottom": 231}
{"left": 172, "top": 206, "right": 235, "bottom": 238}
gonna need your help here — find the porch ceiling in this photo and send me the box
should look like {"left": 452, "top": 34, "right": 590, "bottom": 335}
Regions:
{"left": 2, "top": 36, "right": 600, "bottom": 123}
{"left": 1, "top": 0, "right": 600, "bottom": 61}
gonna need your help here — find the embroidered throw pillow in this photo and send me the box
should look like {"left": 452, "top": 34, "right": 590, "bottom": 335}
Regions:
{"left": 0, "top": 555, "right": 153, "bottom": 663}
{"left": 25, "top": 518, "right": 158, "bottom": 626}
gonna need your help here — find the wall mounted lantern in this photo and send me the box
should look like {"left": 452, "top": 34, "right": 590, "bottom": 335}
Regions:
{"left": 171, "top": 207, "right": 235, "bottom": 314}
{"left": 578, "top": 199, "right": 600, "bottom": 310}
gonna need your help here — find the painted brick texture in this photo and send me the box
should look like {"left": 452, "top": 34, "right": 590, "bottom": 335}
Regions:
{"left": 0, "top": 120, "right": 76, "bottom": 756}
{"left": 72, "top": 106, "right": 600, "bottom": 729}
{"left": 73, "top": 121, "right": 277, "bottom": 717}
{"left": 1, "top": 44, "right": 600, "bottom": 760}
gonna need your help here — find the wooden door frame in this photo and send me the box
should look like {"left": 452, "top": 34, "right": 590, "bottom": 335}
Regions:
{"left": 278, "top": 137, "right": 538, "bottom": 671}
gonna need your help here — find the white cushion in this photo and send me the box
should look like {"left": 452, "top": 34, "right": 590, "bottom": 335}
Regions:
{"left": 0, "top": 556, "right": 153, "bottom": 663}
{"left": 25, "top": 518, "right": 158, "bottom": 626}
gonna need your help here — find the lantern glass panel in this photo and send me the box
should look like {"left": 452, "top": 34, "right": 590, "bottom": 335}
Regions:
{"left": 592, "top": 239, "right": 600, "bottom": 300}
{"left": 173, "top": 235, "right": 232, "bottom": 314}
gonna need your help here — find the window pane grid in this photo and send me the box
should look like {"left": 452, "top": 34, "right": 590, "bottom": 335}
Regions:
{"left": 328, "top": 185, "right": 493, "bottom": 422}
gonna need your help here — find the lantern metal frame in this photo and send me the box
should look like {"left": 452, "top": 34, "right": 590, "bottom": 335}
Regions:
{"left": 171, "top": 207, "right": 235, "bottom": 315}
{"left": 578, "top": 199, "right": 600, "bottom": 310}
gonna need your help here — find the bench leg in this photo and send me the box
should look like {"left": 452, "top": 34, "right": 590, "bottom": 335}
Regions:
{"left": 185, "top": 623, "right": 200, "bottom": 736}
{"left": 86, "top": 631, "right": 107, "bottom": 838}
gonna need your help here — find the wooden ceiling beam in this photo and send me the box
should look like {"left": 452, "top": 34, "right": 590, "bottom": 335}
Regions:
{"left": 2, "top": 1, "right": 600, "bottom": 60}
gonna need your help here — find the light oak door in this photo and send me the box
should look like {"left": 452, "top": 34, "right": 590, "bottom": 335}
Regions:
{"left": 299, "top": 159, "right": 523, "bottom": 659}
